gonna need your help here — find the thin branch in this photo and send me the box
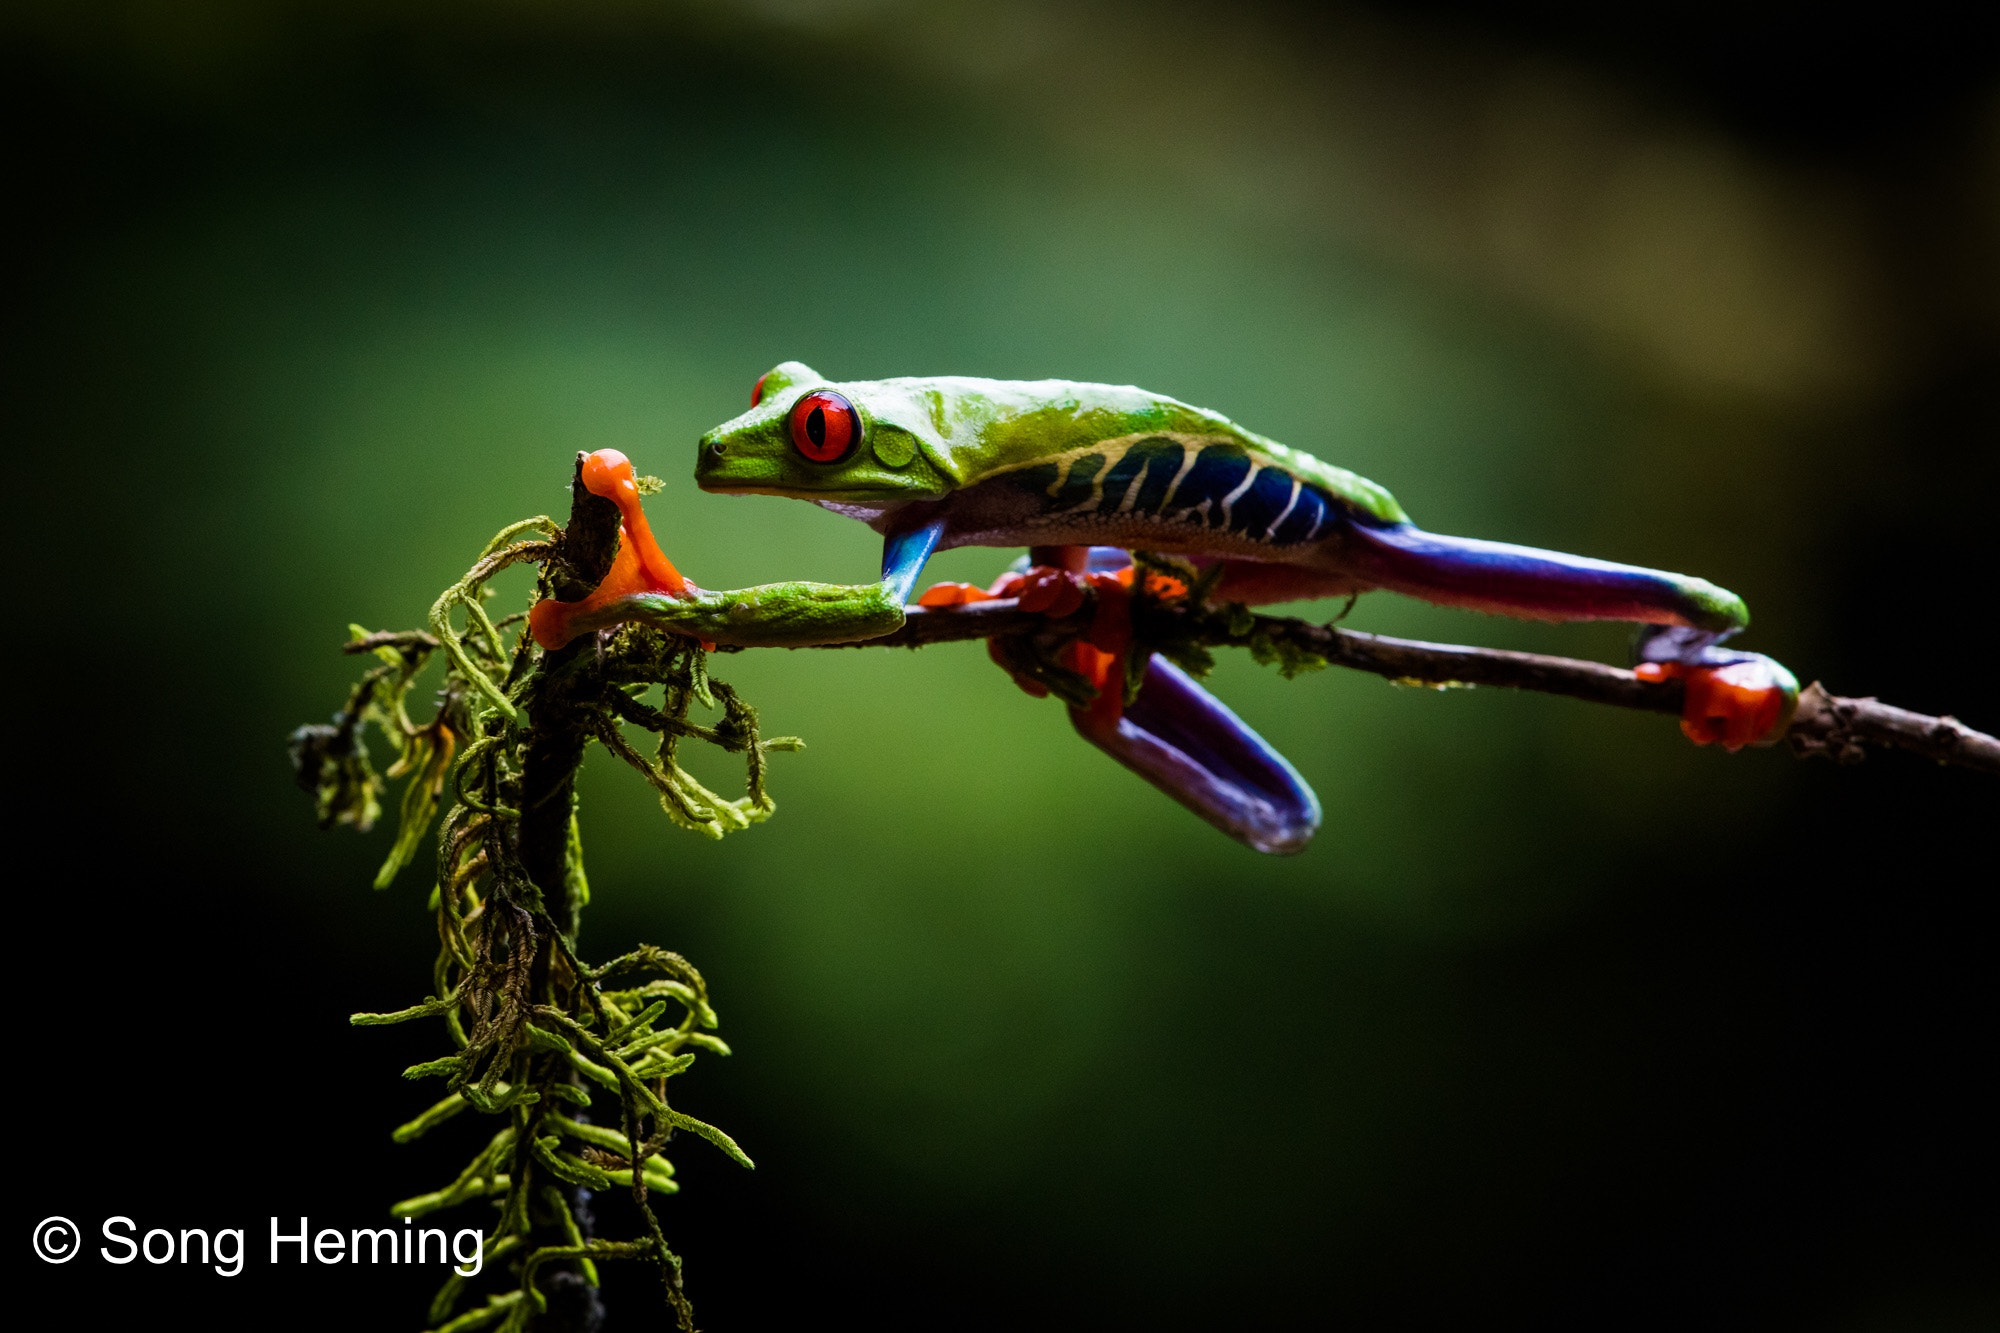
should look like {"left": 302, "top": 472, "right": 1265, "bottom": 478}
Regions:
{"left": 1785, "top": 683, "right": 2000, "bottom": 774}
{"left": 339, "top": 567, "right": 1999, "bottom": 776}
{"left": 781, "top": 599, "right": 2000, "bottom": 776}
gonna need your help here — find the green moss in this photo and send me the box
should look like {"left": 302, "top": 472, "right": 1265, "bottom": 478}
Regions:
{"left": 302, "top": 514, "right": 790, "bottom": 1333}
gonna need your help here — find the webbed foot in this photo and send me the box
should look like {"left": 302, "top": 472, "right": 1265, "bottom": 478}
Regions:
{"left": 915, "top": 581, "right": 996, "bottom": 608}
{"left": 1635, "top": 626, "right": 1799, "bottom": 750}
{"left": 530, "top": 448, "right": 698, "bottom": 651}
{"left": 913, "top": 564, "right": 1091, "bottom": 613}
{"left": 920, "top": 546, "right": 1128, "bottom": 698}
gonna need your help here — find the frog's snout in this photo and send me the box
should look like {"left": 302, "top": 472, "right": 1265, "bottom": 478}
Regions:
{"left": 695, "top": 434, "right": 728, "bottom": 478}
{"left": 694, "top": 432, "right": 742, "bottom": 492}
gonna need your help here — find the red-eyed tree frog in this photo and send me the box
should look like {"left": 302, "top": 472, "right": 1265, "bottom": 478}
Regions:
{"left": 532, "top": 362, "right": 1797, "bottom": 855}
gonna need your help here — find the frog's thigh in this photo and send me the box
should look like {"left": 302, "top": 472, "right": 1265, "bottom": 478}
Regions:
{"left": 1207, "top": 559, "right": 1363, "bottom": 608}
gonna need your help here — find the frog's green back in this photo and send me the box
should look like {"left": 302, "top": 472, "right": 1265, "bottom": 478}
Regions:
{"left": 697, "top": 364, "right": 1408, "bottom": 528}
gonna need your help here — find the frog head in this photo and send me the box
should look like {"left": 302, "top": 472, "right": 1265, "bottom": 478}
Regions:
{"left": 695, "top": 362, "right": 955, "bottom": 505}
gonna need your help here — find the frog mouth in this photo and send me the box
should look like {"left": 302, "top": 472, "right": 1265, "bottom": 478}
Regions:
{"left": 691, "top": 477, "right": 905, "bottom": 511}
{"left": 692, "top": 453, "right": 928, "bottom": 508}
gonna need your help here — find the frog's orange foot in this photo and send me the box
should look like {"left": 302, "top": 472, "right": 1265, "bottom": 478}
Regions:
{"left": 529, "top": 448, "right": 696, "bottom": 650}
{"left": 1014, "top": 565, "right": 1090, "bottom": 617}
{"left": 1080, "top": 571, "right": 1131, "bottom": 654}
{"left": 1635, "top": 659, "right": 1797, "bottom": 751}
{"left": 915, "top": 581, "right": 995, "bottom": 608}
{"left": 1065, "top": 637, "right": 1127, "bottom": 729}
{"left": 976, "top": 566, "right": 1133, "bottom": 708}
{"left": 528, "top": 597, "right": 580, "bottom": 651}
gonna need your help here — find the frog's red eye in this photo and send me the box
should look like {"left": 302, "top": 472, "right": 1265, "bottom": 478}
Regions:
{"left": 751, "top": 372, "right": 771, "bottom": 407}
{"left": 789, "top": 390, "right": 860, "bottom": 463}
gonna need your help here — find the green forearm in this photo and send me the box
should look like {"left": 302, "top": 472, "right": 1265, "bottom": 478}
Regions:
{"left": 571, "top": 582, "right": 908, "bottom": 648}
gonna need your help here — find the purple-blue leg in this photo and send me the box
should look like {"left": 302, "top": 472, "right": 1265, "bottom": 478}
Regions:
{"left": 1343, "top": 520, "right": 1751, "bottom": 634}
{"left": 1072, "top": 654, "right": 1322, "bottom": 855}
{"left": 1343, "top": 520, "right": 1797, "bottom": 747}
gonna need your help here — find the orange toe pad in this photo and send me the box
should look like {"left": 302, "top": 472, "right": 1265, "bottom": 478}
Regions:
{"left": 917, "top": 581, "right": 992, "bottom": 608}
{"left": 1015, "top": 567, "right": 1089, "bottom": 617}
{"left": 1636, "top": 661, "right": 1791, "bottom": 751}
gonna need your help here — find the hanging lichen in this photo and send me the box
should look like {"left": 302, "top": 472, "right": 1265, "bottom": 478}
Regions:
{"left": 293, "top": 467, "right": 797, "bottom": 1333}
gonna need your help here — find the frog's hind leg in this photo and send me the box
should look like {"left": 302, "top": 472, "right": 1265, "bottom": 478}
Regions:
{"left": 1342, "top": 521, "right": 1749, "bottom": 632}
{"left": 1342, "top": 520, "right": 1797, "bottom": 748}
{"left": 940, "top": 545, "right": 1323, "bottom": 852}
{"left": 1072, "top": 655, "right": 1323, "bottom": 855}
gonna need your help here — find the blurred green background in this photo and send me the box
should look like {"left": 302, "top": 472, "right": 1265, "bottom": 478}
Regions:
{"left": 11, "top": 2, "right": 1994, "bottom": 1327}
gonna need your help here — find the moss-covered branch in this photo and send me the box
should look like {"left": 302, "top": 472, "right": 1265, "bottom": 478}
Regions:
{"left": 297, "top": 456, "right": 784, "bottom": 1333}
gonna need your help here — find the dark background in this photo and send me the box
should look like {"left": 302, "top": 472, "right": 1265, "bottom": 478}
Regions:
{"left": 10, "top": 2, "right": 1994, "bottom": 1327}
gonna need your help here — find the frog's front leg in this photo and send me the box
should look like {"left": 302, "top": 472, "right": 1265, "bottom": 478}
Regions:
{"left": 1343, "top": 520, "right": 1798, "bottom": 749}
{"left": 531, "top": 448, "right": 945, "bottom": 650}
{"left": 554, "top": 518, "right": 946, "bottom": 649}
{"left": 689, "top": 517, "right": 943, "bottom": 646}
{"left": 569, "top": 579, "right": 909, "bottom": 648}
